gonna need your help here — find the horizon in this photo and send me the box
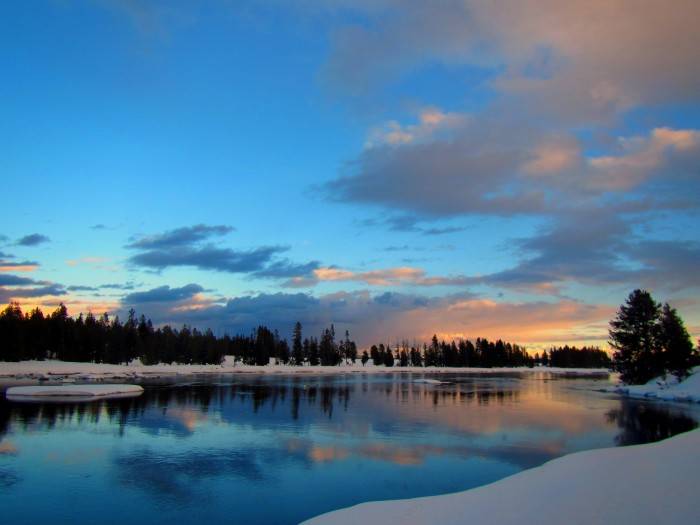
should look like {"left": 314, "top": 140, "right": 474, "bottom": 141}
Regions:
{"left": 3, "top": 1, "right": 700, "bottom": 352}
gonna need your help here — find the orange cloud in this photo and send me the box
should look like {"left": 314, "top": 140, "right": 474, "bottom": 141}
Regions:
{"left": 366, "top": 107, "right": 468, "bottom": 148}
{"left": 15, "top": 298, "right": 119, "bottom": 316}
{"left": 313, "top": 266, "right": 469, "bottom": 287}
{"left": 0, "top": 264, "right": 38, "bottom": 272}
{"left": 524, "top": 138, "right": 580, "bottom": 175}
{"left": 589, "top": 127, "right": 700, "bottom": 190}
{"left": 354, "top": 297, "right": 615, "bottom": 352}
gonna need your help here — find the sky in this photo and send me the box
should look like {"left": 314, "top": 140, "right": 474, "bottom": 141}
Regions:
{"left": 2, "top": 0, "right": 699, "bottom": 351}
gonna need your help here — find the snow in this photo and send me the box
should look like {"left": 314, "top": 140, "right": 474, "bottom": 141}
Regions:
{"left": 0, "top": 359, "right": 610, "bottom": 382}
{"left": 303, "top": 428, "right": 700, "bottom": 525}
{"left": 5, "top": 384, "right": 144, "bottom": 401}
{"left": 603, "top": 366, "right": 700, "bottom": 403}
{"left": 412, "top": 378, "right": 447, "bottom": 384}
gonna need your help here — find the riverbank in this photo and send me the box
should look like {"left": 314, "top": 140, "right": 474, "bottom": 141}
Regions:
{"left": 303, "top": 428, "right": 700, "bottom": 525}
{"left": 602, "top": 366, "right": 700, "bottom": 403}
{"left": 0, "top": 359, "right": 610, "bottom": 383}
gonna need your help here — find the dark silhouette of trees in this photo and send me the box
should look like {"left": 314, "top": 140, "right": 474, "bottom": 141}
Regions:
{"left": 362, "top": 334, "right": 535, "bottom": 368}
{"left": 0, "top": 303, "right": 227, "bottom": 365}
{"left": 659, "top": 303, "right": 696, "bottom": 380}
{"left": 611, "top": 290, "right": 698, "bottom": 384}
{"left": 384, "top": 345, "right": 395, "bottom": 367}
{"left": 292, "top": 322, "right": 303, "bottom": 366}
{"left": 13, "top": 300, "right": 687, "bottom": 374}
{"left": 0, "top": 304, "right": 361, "bottom": 367}
{"left": 544, "top": 346, "right": 611, "bottom": 368}
{"left": 361, "top": 350, "right": 369, "bottom": 366}
{"left": 610, "top": 289, "right": 662, "bottom": 384}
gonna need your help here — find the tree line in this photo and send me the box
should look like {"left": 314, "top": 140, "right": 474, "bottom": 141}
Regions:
{"left": 535, "top": 346, "right": 611, "bottom": 369}
{"left": 364, "top": 336, "right": 534, "bottom": 368}
{"left": 1, "top": 302, "right": 609, "bottom": 369}
{"left": 0, "top": 303, "right": 360, "bottom": 366}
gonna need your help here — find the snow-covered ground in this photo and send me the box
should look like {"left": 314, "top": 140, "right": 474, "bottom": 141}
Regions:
{"left": 603, "top": 366, "right": 700, "bottom": 403}
{"left": 303, "top": 428, "right": 700, "bottom": 525}
{"left": 6, "top": 384, "right": 143, "bottom": 401}
{"left": 0, "top": 359, "right": 610, "bottom": 382}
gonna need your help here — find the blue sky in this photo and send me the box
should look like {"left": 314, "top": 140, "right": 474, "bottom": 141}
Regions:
{"left": 2, "top": 1, "right": 699, "bottom": 349}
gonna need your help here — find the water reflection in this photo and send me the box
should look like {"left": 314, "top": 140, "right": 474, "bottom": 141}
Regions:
{"left": 1, "top": 376, "right": 698, "bottom": 447}
{"left": 606, "top": 399, "right": 698, "bottom": 446}
{"left": 0, "top": 378, "right": 525, "bottom": 440}
{"left": 0, "top": 375, "right": 699, "bottom": 525}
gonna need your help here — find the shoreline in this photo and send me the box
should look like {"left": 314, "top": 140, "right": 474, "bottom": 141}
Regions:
{"left": 601, "top": 366, "right": 700, "bottom": 404}
{"left": 0, "top": 359, "right": 610, "bottom": 384}
{"left": 303, "top": 428, "right": 700, "bottom": 525}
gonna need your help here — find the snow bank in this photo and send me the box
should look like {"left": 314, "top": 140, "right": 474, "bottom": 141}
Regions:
{"left": 603, "top": 366, "right": 700, "bottom": 403}
{"left": 5, "top": 384, "right": 144, "bottom": 401}
{"left": 304, "top": 428, "right": 700, "bottom": 525}
{"left": 0, "top": 359, "right": 610, "bottom": 381}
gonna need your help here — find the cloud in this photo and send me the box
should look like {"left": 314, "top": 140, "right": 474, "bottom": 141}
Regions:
{"left": 0, "top": 275, "right": 42, "bottom": 286}
{"left": 116, "top": 289, "right": 613, "bottom": 350}
{"left": 123, "top": 284, "right": 205, "bottom": 304}
{"left": 327, "top": 114, "right": 700, "bottom": 295}
{"left": 0, "top": 283, "right": 66, "bottom": 303}
{"left": 365, "top": 108, "right": 468, "bottom": 148}
{"left": 126, "top": 224, "right": 235, "bottom": 250}
{"left": 319, "top": 1, "right": 700, "bottom": 119}
{"left": 0, "top": 259, "right": 39, "bottom": 272}
{"left": 587, "top": 128, "right": 700, "bottom": 191}
{"left": 15, "top": 234, "right": 50, "bottom": 246}
{"left": 127, "top": 225, "right": 318, "bottom": 279}
{"left": 471, "top": 209, "right": 632, "bottom": 292}
{"left": 326, "top": 113, "right": 546, "bottom": 217}
{"left": 252, "top": 260, "right": 321, "bottom": 279}
{"left": 100, "top": 282, "right": 139, "bottom": 290}
{"left": 292, "top": 266, "right": 472, "bottom": 288}
{"left": 630, "top": 240, "right": 700, "bottom": 292}
{"left": 66, "top": 285, "right": 99, "bottom": 292}
{"left": 129, "top": 244, "right": 288, "bottom": 273}
{"left": 524, "top": 137, "right": 581, "bottom": 176}
{"left": 66, "top": 256, "right": 111, "bottom": 267}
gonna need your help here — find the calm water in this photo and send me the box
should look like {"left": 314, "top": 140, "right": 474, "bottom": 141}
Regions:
{"left": 1, "top": 372, "right": 698, "bottom": 524}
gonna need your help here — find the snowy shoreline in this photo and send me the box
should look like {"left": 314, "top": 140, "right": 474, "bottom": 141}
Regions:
{"left": 0, "top": 359, "right": 610, "bottom": 383}
{"left": 601, "top": 366, "right": 700, "bottom": 404}
{"left": 303, "top": 428, "right": 700, "bottom": 525}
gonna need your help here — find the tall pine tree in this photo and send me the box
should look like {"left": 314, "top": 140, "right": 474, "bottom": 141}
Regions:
{"left": 610, "top": 289, "right": 662, "bottom": 384}
{"left": 659, "top": 303, "right": 696, "bottom": 380}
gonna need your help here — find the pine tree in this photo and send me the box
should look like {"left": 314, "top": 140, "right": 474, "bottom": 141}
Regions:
{"left": 659, "top": 303, "right": 696, "bottom": 380}
{"left": 292, "top": 322, "right": 304, "bottom": 366}
{"left": 610, "top": 289, "right": 662, "bottom": 384}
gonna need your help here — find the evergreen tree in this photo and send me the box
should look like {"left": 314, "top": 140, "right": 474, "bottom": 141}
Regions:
{"left": 292, "top": 321, "right": 304, "bottom": 366}
{"left": 370, "top": 344, "right": 379, "bottom": 365}
{"left": 610, "top": 289, "right": 662, "bottom": 384}
{"left": 384, "top": 345, "right": 394, "bottom": 367}
{"left": 659, "top": 303, "right": 696, "bottom": 380}
{"left": 308, "top": 337, "right": 320, "bottom": 366}
{"left": 399, "top": 348, "right": 409, "bottom": 367}
{"left": 361, "top": 350, "right": 369, "bottom": 366}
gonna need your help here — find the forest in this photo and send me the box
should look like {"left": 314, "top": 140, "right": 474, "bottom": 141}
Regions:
{"left": 0, "top": 302, "right": 609, "bottom": 368}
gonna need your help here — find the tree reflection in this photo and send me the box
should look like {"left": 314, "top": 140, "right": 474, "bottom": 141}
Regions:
{"left": 0, "top": 379, "right": 528, "bottom": 440}
{"left": 606, "top": 399, "right": 698, "bottom": 446}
